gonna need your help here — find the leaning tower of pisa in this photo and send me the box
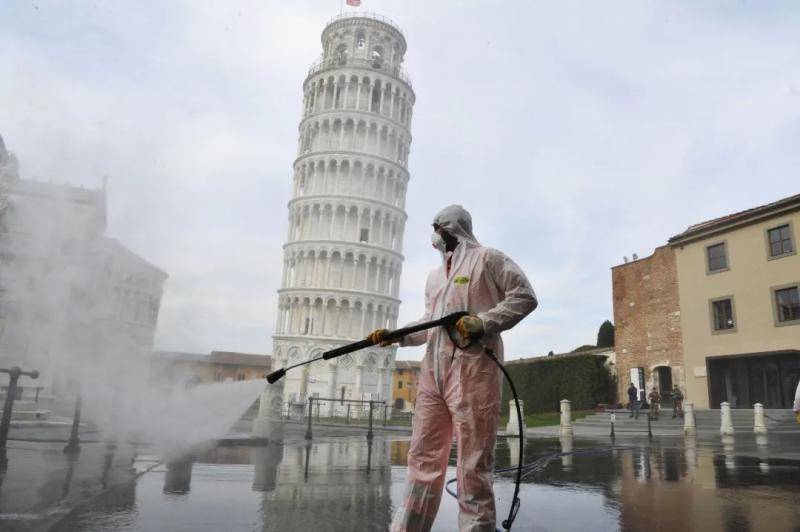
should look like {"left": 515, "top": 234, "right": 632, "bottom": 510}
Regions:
{"left": 273, "top": 13, "right": 415, "bottom": 415}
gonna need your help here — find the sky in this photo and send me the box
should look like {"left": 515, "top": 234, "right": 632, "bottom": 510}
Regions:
{"left": 1, "top": 1, "right": 798, "bottom": 361}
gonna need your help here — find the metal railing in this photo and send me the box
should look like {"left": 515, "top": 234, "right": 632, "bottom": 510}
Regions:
{"left": 609, "top": 411, "right": 653, "bottom": 440}
{"left": 323, "top": 12, "right": 405, "bottom": 37}
{"left": 283, "top": 399, "right": 408, "bottom": 422}
{"left": 0, "top": 385, "right": 44, "bottom": 403}
{"left": 292, "top": 397, "right": 387, "bottom": 440}
{"left": 306, "top": 56, "right": 412, "bottom": 87}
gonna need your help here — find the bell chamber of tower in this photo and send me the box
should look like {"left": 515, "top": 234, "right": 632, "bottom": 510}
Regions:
{"left": 274, "top": 13, "right": 415, "bottom": 415}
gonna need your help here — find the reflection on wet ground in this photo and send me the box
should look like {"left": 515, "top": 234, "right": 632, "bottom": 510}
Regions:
{"left": 50, "top": 435, "right": 800, "bottom": 531}
{"left": 0, "top": 442, "right": 138, "bottom": 532}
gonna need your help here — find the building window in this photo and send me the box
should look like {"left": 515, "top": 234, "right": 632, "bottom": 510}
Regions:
{"left": 711, "top": 298, "right": 735, "bottom": 332}
{"left": 237, "top": 374, "right": 245, "bottom": 381}
{"left": 359, "top": 228, "right": 369, "bottom": 243}
{"left": 334, "top": 43, "right": 348, "bottom": 63}
{"left": 397, "top": 381, "right": 403, "bottom": 389}
{"left": 371, "top": 46, "right": 384, "bottom": 67}
{"left": 775, "top": 286, "right": 800, "bottom": 324}
{"left": 707, "top": 242, "right": 728, "bottom": 273}
{"left": 767, "top": 224, "right": 794, "bottom": 258}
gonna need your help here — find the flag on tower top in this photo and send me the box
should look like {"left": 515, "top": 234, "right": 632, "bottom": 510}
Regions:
{"left": 346, "top": 0, "right": 361, "bottom": 6}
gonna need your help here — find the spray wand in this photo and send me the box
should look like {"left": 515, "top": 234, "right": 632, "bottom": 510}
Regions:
{"left": 265, "top": 311, "right": 468, "bottom": 384}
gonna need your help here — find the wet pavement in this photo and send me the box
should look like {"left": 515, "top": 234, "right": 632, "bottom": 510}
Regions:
{"left": 14, "top": 431, "right": 795, "bottom": 532}
{"left": 0, "top": 441, "right": 140, "bottom": 532}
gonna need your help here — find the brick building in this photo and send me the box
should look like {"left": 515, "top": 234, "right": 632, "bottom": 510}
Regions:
{"left": 612, "top": 192, "right": 800, "bottom": 409}
{"left": 612, "top": 245, "right": 685, "bottom": 405}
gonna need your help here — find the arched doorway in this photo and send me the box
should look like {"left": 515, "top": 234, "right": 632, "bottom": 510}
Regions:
{"left": 655, "top": 366, "right": 673, "bottom": 406}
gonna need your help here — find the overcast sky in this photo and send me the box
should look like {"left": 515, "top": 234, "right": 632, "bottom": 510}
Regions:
{"left": 1, "top": 1, "right": 798, "bottom": 361}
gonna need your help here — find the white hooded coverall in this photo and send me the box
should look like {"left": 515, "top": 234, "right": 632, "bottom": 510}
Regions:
{"left": 390, "top": 205, "right": 538, "bottom": 532}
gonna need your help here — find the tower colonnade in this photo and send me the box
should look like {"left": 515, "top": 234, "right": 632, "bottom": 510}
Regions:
{"left": 298, "top": 114, "right": 411, "bottom": 165}
{"left": 286, "top": 200, "right": 406, "bottom": 251}
{"left": 302, "top": 72, "right": 413, "bottom": 128}
{"left": 293, "top": 155, "right": 408, "bottom": 208}
{"left": 281, "top": 244, "right": 402, "bottom": 297}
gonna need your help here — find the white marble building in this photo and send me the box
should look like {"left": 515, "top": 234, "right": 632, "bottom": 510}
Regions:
{"left": 274, "top": 13, "right": 414, "bottom": 415}
{"left": 0, "top": 134, "right": 167, "bottom": 396}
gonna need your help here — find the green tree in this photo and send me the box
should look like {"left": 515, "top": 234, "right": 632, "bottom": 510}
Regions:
{"left": 596, "top": 320, "right": 615, "bottom": 348}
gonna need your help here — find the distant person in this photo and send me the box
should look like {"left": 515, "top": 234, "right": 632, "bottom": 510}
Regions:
{"left": 672, "top": 385, "right": 684, "bottom": 419}
{"left": 627, "top": 383, "right": 639, "bottom": 419}
{"left": 794, "top": 380, "right": 800, "bottom": 425}
{"left": 648, "top": 388, "right": 661, "bottom": 420}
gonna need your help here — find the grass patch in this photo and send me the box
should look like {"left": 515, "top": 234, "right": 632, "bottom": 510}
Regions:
{"left": 294, "top": 409, "right": 594, "bottom": 429}
{"left": 499, "top": 409, "right": 593, "bottom": 428}
{"left": 296, "top": 414, "right": 413, "bottom": 428}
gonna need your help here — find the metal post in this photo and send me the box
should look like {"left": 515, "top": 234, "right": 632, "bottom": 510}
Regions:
{"left": 610, "top": 413, "right": 616, "bottom": 439}
{"left": 647, "top": 411, "right": 653, "bottom": 439}
{"left": 64, "top": 392, "right": 82, "bottom": 455}
{"left": 346, "top": 404, "right": 351, "bottom": 425}
{"left": 305, "top": 397, "right": 313, "bottom": 440}
{"left": 383, "top": 404, "right": 387, "bottom": 427}
{"left": 0, "top": 367, "right": 39, "bottom": 452}
{"left": 34, "top": 387, "right": 41, "bottom": 404}
{"left": 0, "top": 368, "right": 22, "bottom": 451}
{"left": 366, "top": 439, "right": 373, "bottom": 475}
{"left": 367, "top": 400, "right": 374, "bottom": 441}
{"left": 303, "top": 442, "right": 311, "bottom": 482}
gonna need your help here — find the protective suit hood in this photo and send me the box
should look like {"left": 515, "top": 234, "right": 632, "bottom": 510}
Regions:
{"left": 432, "top": 204, "right": 480, "bottom": 248}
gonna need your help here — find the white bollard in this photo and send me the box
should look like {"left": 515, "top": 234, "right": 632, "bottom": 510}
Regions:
{"left": 252, "top": 444, "right": 285, "bottom": 492}
{"left": 753, "top": 403, "right": 767, "bottom": 435}
{"left": 683, "top": 401, "right": 696, "bottom": 436}
{"left": 506, "top": 400, "right": 526, "bottom": 436}
{"left": 721, "top": 434, "right": 735, "bottom": 470}
{"left": 684, "top": 434, "right": 698, "bottom": 476}
{"left": 253, "top": 380, "right": 285, "bottom": 442}
{"left": 560, "top": 399, "right": 573, "bottom": 438}
{"left": 508, "top": 436, "right": 521, "bottom": 467}
{"left": 755, "top": 433, "right": 770, "bottom": 473}
{"left": 560, "top": 434, "right": 574, "bottom": 471}
{"left": 720, "top": 401, "right": 734, "bottom": 436}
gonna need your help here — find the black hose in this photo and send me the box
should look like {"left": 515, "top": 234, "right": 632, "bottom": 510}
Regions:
{"left": 441, "top": 332, "right": 633, "bottom": 531}
{"left": 484, "top": 347, "right": 523, "bottom": 531}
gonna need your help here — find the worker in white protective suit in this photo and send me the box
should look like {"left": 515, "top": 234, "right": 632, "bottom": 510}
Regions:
{"left": 368, "top": 204, "right": 538, "bottom": 532}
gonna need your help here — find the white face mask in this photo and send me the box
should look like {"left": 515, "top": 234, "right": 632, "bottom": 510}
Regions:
{"left": 431, "top": 232, "right": 447, "bottom": 252}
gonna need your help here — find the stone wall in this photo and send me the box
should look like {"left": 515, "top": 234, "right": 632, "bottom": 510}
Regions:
{"left": 612, "top": 245, "right": 685, "bottom": 403}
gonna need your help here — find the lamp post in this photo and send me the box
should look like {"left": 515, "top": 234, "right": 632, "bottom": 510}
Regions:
{"left": 63, "top": 390, "right": 82, "bottom": 455}
{"left": 0, "top": 367, "right": 39, "bottom": 454}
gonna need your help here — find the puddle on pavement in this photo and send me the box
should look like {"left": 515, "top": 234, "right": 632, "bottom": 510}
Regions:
{"left": 48, "top": 436, "right": 800, "bottom": 531}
